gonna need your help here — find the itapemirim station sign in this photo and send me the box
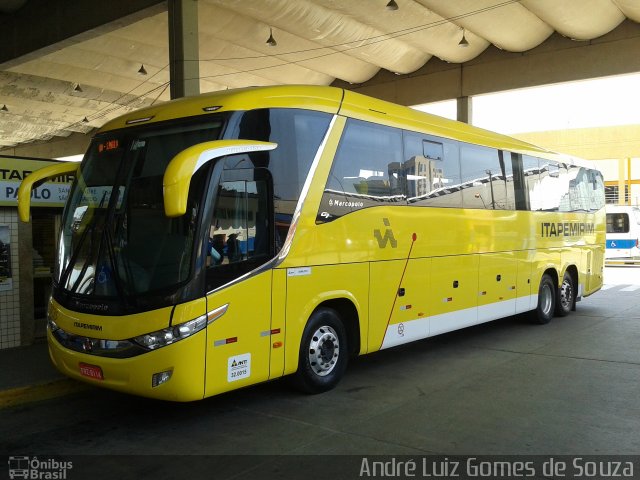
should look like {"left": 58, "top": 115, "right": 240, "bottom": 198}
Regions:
{"left": 0, "top": 156, "right": 75, "bottom": 208}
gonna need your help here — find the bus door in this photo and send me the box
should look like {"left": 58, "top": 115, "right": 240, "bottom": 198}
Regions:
{"left": 204, "top": 167, "right": 274, "bottom": 396}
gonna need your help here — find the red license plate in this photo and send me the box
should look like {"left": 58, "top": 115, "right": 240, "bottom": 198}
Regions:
{"left": 79, "top": 362, "right": 104, "bottom": 380}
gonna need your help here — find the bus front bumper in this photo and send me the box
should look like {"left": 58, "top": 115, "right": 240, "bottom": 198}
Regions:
{"left": 47, "top": 328, "right": 207, "bottom": 402}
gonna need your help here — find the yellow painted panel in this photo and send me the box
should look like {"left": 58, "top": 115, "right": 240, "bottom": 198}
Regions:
{"left": 587, "top": 245, "right": 605, "bottom": 294}
{"left": 205, "top": 271, "right": 272, "bottom": 397}
{"left": 283, "top": 207, "right": 599, "bottom": 273}
{"left": 516, "top": 250, "right": 533, "bottom": 307}
{"left": 369, "top": 260, "right": 403, "bottom": 351}
{"left": 369, "top": 258, "right": 430, "bottom": 351}
{"left": 430, "top": 255, "right": 479, "bottom": 316}
{"left": 171, "top": 297, "right": 207, "bottom": 325}
{"left": 531, "top": 249, "right": 562, "bottom": 290}
{"left": 48, "top": 299, "right": 173, "bottom": 340}
{"left": 478, "top": 252, "right": 518, "bottom": 306}
{"left": 270, "top": 268, "right": 287, "bottom": 379}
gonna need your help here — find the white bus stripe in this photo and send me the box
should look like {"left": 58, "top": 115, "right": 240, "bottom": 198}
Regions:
{"left": 380, "top": 296, "right": 537, "bottom": 350}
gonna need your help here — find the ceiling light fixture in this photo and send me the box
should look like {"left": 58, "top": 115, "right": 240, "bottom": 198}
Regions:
{"left": 386, "top": 0, "right": 399, "bottom": 10}
{"left": 73, "top": 83, "right": 83, "bottom": 92}
{"left": 266, "top": 27, "right": 277, "bottom": 47}
{"left": 458, "top": 29, "right": 469, "bottom": 47}
{"left": 0, "top": 104, "right": 7, "bottom": 112}
{"left": 138, "top": 64, "right": 148, "bottom": 75}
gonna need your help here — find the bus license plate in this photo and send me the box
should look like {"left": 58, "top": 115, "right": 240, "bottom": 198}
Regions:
{"left": 79, "top": 363, "right": 104, "bottom": 380}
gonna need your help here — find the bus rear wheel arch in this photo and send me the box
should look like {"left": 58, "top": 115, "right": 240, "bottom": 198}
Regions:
{"left": 294, "top": 306, "right": 349, "bottom": 394}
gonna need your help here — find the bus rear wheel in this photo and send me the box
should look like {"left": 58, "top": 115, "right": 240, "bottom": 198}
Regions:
{"left": 530, "top": 273, "right": 556, "bottom": 324}
{"left": 555, "top": 271, "right": 575, "bottom": 317}
{"left": 294, "top": 307, "right": 348, "bottom": 394}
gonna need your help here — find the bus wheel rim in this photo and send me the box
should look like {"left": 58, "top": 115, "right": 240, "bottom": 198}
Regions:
{"left": 540, "top": 283, "right": 553, "bottom": 316}
{"left": 308, "top": 325, "right": 339, "bottom": 377}
{"left": 560, "top": 279, "right": 573, "bottom": 310}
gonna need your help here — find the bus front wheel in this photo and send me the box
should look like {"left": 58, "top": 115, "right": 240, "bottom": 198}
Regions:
{"left": 555, "top": 271, "right": 575, "bottom": 317}
{"left": 530, "top": 274, "right": 556, "bottom": 324}
{"left": 294, "top": 307, "right": 348, "bottom": 394}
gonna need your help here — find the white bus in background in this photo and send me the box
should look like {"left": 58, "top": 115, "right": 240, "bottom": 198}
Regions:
{"left": 606, "top": 205, "right": 640, "bottom": 262}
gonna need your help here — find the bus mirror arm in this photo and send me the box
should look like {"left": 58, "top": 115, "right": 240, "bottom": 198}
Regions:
{"left": 17, "top": 162, "right": 80, "bottom": 223}
{"left": 163, "top": 140, "right": 277, "bottom": 218}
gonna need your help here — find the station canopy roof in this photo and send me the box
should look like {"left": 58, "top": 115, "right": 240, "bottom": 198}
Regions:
{"left": 1, "top": 0, "right": 639, "bottom": 149}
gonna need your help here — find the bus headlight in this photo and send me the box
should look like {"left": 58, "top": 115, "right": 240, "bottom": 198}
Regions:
{"left": 133, "top": 315, "right": 207, "bottom": 350}
{"left": 47, "top": 316, "right": 60, "bottom": 332}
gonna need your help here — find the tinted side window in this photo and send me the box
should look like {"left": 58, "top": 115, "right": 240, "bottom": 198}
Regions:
{"left": 519, "top": 155, "right": 603, "bottom": 212}
{"left": 523, "top": 155, "right": 543, "bottom": 211}
{"left": 404, "top": 133, "right": 462, "bottom": 208}
{"left": 318, "top": 119, "right": 404, "bottom": 222}
{"left": 561, "top": 164, "right": 594, "bottom": 212}
{"left": 233, "top": 108, "right": 331, "bottom": 246}
{"left": 537, "top": 160, "right": 563, "bottom": 211}
{"left": 509, "top": 152, "right": 528, "bottom": 210}
{"left": 205, "top": 167, "right": 272, "bottom": 291}
{"left": 557, "top": 163, "right": 575, "bottom": 212}
{"left": 460, "top": 144, "right": 515, "bottom": 210}
{"left": 589, "top": 170, "right": 605, "bottom": 211}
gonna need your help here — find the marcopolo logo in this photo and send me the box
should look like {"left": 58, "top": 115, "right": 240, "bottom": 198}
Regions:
{"left": 8, "top": 456, "right": 72, "bottom": 479}
{"left": 373, "top": 218, "right": 397, "bottom": 249}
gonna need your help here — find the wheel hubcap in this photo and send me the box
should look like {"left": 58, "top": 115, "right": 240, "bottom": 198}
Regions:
{"left": 540, "top": 283, "right": 553, "bottom": 316}
{"left": 308, "top": 326, "right": 340, "bottom": 377}
{"left": 559, "top": 279, "right": 573, "bottom": 310}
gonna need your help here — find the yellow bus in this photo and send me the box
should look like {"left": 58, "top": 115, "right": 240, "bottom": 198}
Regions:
{"left": 18, "top": 85, "right": 605, "bottom": 401}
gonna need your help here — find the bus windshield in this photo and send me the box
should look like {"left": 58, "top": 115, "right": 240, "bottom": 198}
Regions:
{"left": 57, "top": 120, "right": 223, "bottom": 300}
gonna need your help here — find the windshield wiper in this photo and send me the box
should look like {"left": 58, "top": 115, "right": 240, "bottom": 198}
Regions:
{"left": 102, "top": 223, "right": 131, "bottom": 307}
{"left": 68, "top": 221, "right": 103, "bottom": 294}
{"left": 59, "top": 221, "right": 94, "bottom": 293}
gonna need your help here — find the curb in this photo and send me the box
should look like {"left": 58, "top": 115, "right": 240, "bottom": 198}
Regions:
{"left": 0, "top": 379, "right": 88, "bottom": 409}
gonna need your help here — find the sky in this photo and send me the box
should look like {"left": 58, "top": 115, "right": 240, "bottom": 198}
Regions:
{"left": 413, "top": 72, "right": 640, "bottom": 135}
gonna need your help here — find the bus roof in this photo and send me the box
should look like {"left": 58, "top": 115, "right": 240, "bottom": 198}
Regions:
{"left": 98, "top": 85, "right": 344, "bottom": 132}
{"left": 98, "top": 84, "right": 593, "bottom": 169}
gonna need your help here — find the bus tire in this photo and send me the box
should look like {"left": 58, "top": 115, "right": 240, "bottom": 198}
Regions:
{"left": 555, "top": 271, "right": 575, "bottom": 317}
{"left": 530, "top": 274, "right": 556, "bottom": 324}
{"left": 294, "top": 307, "right": 348, "bottom": 394}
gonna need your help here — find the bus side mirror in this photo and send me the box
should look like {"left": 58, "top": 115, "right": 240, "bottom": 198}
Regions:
{"left": 163, "top": 139, "right": 277, "bottom": 218}
{"left": 17, "top": 162, "right": 80, "bottom": 223}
